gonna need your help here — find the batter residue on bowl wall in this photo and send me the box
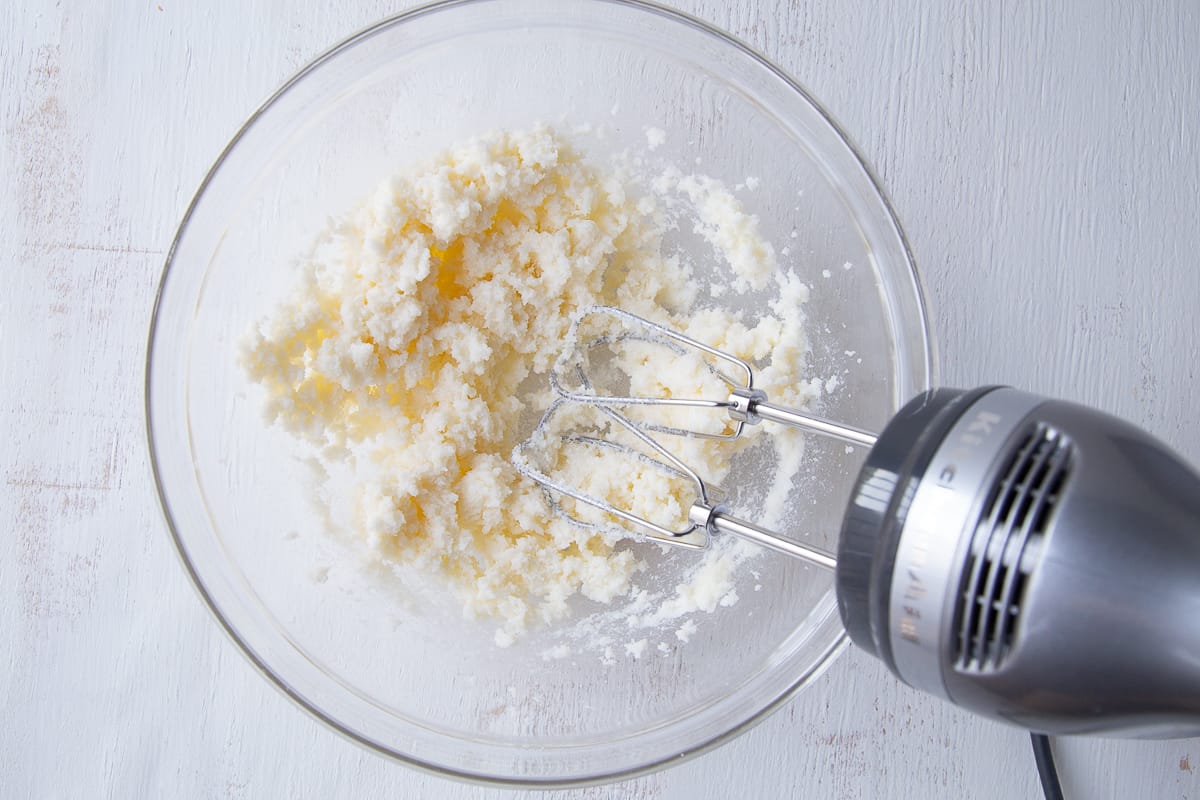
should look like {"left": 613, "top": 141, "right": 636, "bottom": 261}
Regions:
{"left": 240, "top": 124, "right": 817, "bottom": 648}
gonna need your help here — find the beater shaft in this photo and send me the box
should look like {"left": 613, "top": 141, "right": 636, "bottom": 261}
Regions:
{"left": 728, "top": 388, "right": 878, "bottom": 448}
{"left": 689, "top": 502, "right": 838, "bottom": 568}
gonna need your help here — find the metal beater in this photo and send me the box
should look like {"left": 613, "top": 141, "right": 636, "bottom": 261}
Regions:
{"left": 513, "top": 305, "right": 1200, "bottom": 739}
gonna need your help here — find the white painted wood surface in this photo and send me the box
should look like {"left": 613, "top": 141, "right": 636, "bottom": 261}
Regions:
{"left": 3, "top": 0, "right": 1198, "bottom": 796}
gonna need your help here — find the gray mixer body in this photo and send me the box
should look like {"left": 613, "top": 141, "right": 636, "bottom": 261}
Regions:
{"left": 836, "top": 387, "right": 1200, "bottom": 738}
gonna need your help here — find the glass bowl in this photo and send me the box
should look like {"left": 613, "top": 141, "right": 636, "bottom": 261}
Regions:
{"left": 147, "top": 0, "right": 933, "bottom": 787}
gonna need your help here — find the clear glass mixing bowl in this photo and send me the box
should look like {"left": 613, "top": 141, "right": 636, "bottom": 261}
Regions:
{"left": 147, "top": 0, "right": 933, "bottom": 786}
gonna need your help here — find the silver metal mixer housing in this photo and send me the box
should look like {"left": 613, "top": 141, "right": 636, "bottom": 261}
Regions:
{"left": 836, "top": 386, "right": 1200, "bottom": 738}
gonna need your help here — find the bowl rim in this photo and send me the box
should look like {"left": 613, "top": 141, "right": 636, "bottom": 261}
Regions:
{"left": 145, "top": 0, "right": 935, "bottom": 788}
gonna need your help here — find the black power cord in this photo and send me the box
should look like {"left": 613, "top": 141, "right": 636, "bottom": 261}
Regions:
{"left": 1031, "top": 732, "right": 1064, "bottom": 800}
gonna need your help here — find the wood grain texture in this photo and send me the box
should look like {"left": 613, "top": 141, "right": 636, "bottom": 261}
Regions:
{"left": 2, "top": 0, "right": 1197, "bottom": 797}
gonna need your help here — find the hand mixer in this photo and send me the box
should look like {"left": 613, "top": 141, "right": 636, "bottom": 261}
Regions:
{"left": 512, "top": 305, "right": 1200, "bottom": 741}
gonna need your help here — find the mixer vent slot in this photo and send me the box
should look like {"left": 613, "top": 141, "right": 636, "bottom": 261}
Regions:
{"left": 953, "top": 423, "right": 1072, "bottom": 673}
